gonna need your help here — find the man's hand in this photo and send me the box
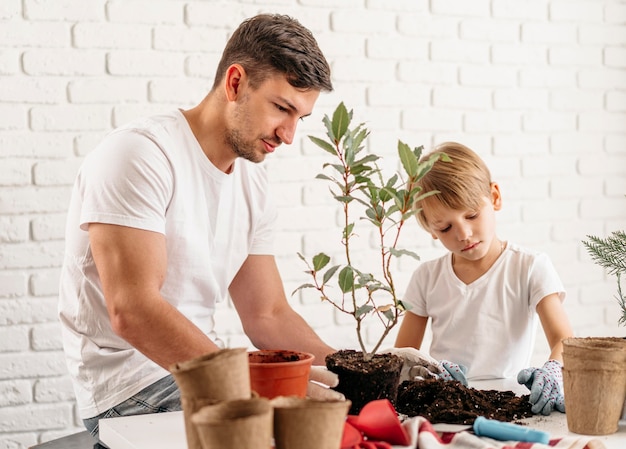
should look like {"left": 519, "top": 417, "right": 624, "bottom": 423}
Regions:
{"left": 517, "top": 359, "right": 565, "bottom": 415}
{"left": 307, "top": 366, "right": 345, "bottom": 400}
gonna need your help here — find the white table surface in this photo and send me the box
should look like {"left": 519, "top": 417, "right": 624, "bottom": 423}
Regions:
{"left": 99, "top": 378, "right": 626, "bottom": 449}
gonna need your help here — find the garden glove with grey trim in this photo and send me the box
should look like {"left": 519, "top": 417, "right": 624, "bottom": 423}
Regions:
{"left": 382, "top": 348, "right": 468, "bottom": 386}
{"left": 517, "top": 359, "right": 565, "bottom": 415}
{"left": 382, "top": 347, "right": 442, "bottom": 382}
{"left": 307, "top": 365, "right": 345, "bottom": 400}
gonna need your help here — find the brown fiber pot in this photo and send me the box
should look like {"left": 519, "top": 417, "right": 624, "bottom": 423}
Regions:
{"left": 562, "top": 337, "right": 626, "bottom": 435}
{"left": 170, "top": 348, "right": 251, "bottom": 449}
{"left": 248, "top": 349, "right": 314, "bottom": 399}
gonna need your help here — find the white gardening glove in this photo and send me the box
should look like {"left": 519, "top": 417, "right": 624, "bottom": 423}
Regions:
{"left": 382, "top": 347, "right": 442, "bottom": 382}
{"left": 307, "top": 365, "right": 345, "bottom": 400}
{"left": 517, "top": 359, "right": 565, "bottom": 415}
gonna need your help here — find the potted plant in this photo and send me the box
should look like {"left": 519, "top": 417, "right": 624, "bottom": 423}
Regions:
{"left": 294, "top": 102, "right": 444, "bottom": 413}
{"left": 559, "top": 229, "right": 626, "bottom": 435}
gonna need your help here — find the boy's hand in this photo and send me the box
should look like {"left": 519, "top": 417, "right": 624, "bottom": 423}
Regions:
{"left": 382, "top": 348, "right": 468, "bottom": 386}
{"left": 517, "top": 359, "right": 565, "bottom": 415}
{"left": 438, "top": 360, "right": 469, "bottom": 386}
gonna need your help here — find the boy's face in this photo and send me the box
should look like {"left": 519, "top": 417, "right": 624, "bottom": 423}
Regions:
{"left": 424, "top": 183, "right": 502, "bottom": 263}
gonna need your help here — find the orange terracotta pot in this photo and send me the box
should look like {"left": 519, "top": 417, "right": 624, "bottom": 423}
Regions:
{"left": 248, "top": 349, "right": 314, "bottom": 399}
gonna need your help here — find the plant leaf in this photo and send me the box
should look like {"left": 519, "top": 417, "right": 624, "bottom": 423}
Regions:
{"left": 338, "top": 266, "right": 355, "bottom": 293}
{"left": 312, "top": 253, "right": 330, "bottom": 271}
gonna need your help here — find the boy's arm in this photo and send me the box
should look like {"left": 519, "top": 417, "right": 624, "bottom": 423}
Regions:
{"left": 394, "top": 312, "right": 428, "bottom": 349}
{"left": 536, "top": 293, "right": 574, "bottom": 362}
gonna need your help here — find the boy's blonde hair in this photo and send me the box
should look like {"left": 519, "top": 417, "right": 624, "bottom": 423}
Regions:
{"left": 415, "top": 142, "right": 493, "bottom": 230}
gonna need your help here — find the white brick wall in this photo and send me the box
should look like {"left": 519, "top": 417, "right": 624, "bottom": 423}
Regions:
{"left": 1, "top": 0, "right": 625, "bottom": 446}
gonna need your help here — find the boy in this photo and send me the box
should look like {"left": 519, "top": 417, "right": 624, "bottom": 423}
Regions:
{"left": 394, "top": 142, "right": 574, "bottom": 415}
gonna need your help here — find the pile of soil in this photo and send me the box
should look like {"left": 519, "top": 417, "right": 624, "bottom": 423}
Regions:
{"left": 395, "top": 378, "right": 534, "bottom": 425}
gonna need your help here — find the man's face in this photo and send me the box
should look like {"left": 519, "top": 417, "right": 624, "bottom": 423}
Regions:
{"left": 224, "top": 74, "right": 320, "bottom": 164}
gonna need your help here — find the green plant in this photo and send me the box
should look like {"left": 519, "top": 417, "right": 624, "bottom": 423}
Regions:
{"left": 293, "top": 103, "right": 446, "bottom": 360}
{"left": 582, "top": 229, "right": 626, "bottom": 326}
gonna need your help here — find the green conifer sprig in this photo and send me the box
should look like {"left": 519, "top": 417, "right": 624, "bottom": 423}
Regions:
{"left": 582, "top": 230, "right": 626, "bottom": 326}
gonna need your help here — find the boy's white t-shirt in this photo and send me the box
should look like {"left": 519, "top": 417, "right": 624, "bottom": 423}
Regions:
{"left": 402, "top": 242, "right": 565, "bottom": 380}
{"left": 58, "top": 110, "right": 277, "bottom": 419}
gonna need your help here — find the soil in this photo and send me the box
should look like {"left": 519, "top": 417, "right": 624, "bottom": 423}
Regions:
{"left": 326, "top": 349, "right": 404, "bottom": 415}
{"left": 395, "top": 378, "right": 534, "bottom": 425}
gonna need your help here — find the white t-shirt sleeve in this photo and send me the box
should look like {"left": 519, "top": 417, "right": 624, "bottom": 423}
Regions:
{"left": 77, "top": 130, "right": 173, "bottom": 234}
{"left": 528, "top": 251, "right": 566, "bottom": 311}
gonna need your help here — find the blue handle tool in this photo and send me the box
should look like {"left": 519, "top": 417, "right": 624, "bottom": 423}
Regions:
{"left": 473, "top": 416, "right": 550, "bottom": 444}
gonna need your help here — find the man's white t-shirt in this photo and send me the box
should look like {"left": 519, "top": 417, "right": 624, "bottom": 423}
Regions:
{"left": 58, "top": 110, "right": 277, "bottom": 419}
{"left": 402, "top": 242, "right": 565, "bottom": 380}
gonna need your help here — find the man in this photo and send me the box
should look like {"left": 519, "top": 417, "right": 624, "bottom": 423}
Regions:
{"left": 58, "top": 13, "right": 340, "bottom": 437}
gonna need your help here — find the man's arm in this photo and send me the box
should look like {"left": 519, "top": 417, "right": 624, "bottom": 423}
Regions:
{"left": 228, "top": 254, "right": 335, "bottom": 365}
{"left": 89, "top": 223, "right": 220, "bottom": 369}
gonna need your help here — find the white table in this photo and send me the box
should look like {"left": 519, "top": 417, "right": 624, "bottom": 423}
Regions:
{"left": 99, "top": 379, "right": 626, "bottom": 449}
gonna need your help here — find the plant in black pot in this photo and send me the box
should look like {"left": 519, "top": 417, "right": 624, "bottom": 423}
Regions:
{"left": 293, "top": 102, "right": 444, "bottom": 413}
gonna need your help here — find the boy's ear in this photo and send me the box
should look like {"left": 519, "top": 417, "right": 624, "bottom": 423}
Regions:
{"left": 430, "top": 232, "right": 438, "bottom": 240}
{"left": 491, "top": 182, "right": 502, "bottom": 211}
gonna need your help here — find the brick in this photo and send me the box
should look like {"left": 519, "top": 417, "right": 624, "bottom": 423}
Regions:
{"left": 431, "top": 40, "right": 489, "bottom": 64}
{"left": 153, "top": 26, "right": 226, "bottom": 52}
{"left": 579, "top": 24, "right": 624, "bottom": 46}
{"left": 29, "top": 269, "right": 63, "bottom": 296}
{"left": 0, "top": 77, "right": 67, "bottom": 104}
{"left": 33, "top": 159, "right": 82, "bottom": 186}
{"left": 74, "top": 132, "right": 107, "bottom": 157}
{"left": 581, "top": 197, "right": 626, "bottom": 220}
{"left": 606, "top": 134, "right": 626, "bottom": 155}
{"left": 331, "top": 58, "right": 394, "bottom": 83}
{"left": 0, "top": 241, "right": 65, "bottom": 269}
{"left": 578, "top": 68, "right": 626, "bottom": 89}
{"left": 0, "top": 351, "right": 67, "bottom": 380}
{"left": 106, "top": 0, "right": 183, "bottom": 24}
{"left": 605, "top": 47, "right": 626, "bottom": 68}
{"left": 0, "top": 433, "right": 37, "bottom": 449}
{"left": 184, "top": 3, "right": 250, "bottom": 28}
{"left": 578, "top": 154, "right": 626, "bottom": 176}
{"left": 549, "top": 0, "right": 603, "bottom": 21}
{"left": 367, "top": 36, "right": 428, "bottom": 60}
{"left": 330, "top": 10, "right": 395, "bottom": 33}
{"left": 184, "top": 52, "right": 221, "bottom": 79}
{"left": 494, "top": 135, "right": 549, "bottom": 156}
{"left": 0, "top": 380, "right": 32, "bottom": 406}
{"left": 433, "top": 87, "right": 491, "bottom": 109}
{"left": 460, "top": 19, "right": 519, "bottom": 42}
{"left": 432, "top": 0, "right": 490, "bottom": 17}
{"left": 460, "top": 66, "right": 517, "bottom": 87}
{"left": 33, "top": 376, "right": 76, "bottom": 403}
{"left": 605, "top": 2, "right": 626, "bottom": 24}
{"left": 492, "top": 43, "right": 546, "bottom": 65}
{"left": 68, "top": 78, "right": 147, "bottom": 104}
{"left": 0, "top": 0, "right": 20, "bottom": 19}
{"left": 0, "top": 105, "right": 27, "bottom": 130}
{"left": 30, "top": 105, "right": 111, "bottom": 132}
{"left": 522, "top": 23, "right": 577, "bottom": 44}
{"left": 72, "top": 22, "right": 151, "bottom": 50}
{"left": 0, "top": 326, "right": 29, "bottom": 352}
{"left": 494, "top": 88, "right": 549, "bottom": 110}
{"left": 549, "top": 46, "right": 602, "bottom": 66}
{"left": 31, "top": 323, "right": 63, "bottom": 351}
{"left": 519, "top": 67, "right": 576, "bottom": 88}
{"left": 0, "top": 49, "right": 20, "bottom": 75}
{"left": 397, "top": 14, "right": 457, "bottom": 39}
{"left": 368, "top": 84, "right": 430, "bottom": 108}
{"left": 148, "top": 79, "right": 210, "bottom": 105}
{"left": 0, "top": 160, "right": 31, "bottom": 186}
{"left": 522, "top": 154, "right": 577, "bottom": 177}
{"left": 0, "top": 132, "right": 74, "bottom": 158}
{"left": 0, "top": 403, "right": 73, "bottom": 432}
{"left": 402, "top": 108, "right": 463, "bottom": 132}
{"left": 464, "top": 111, "right": 520, "bottom": 133}
{"left": 551, "top": 176, "right": 603, "bottom": 199}
{"left": 550, "top": 132, "right": 603, "bottom": 155}
{"left": 579, "top": 112, "right": 626, "bottom": 133}
{"left": 522, "top": 111, "right": 576, "bottom": 132}
{"left": 492, "top": 0, "right": 547, "bottom": 20}
{"left": 112, "top": 104, "right": 176, "bottom": 128}
{"left": 23, "top": 49, "right": 104, "bottom": 76}
{"left": 23, "top": 0, "right": 103, "bottom": 21}
{"left": 0, "top": 273, "right": 27, "bottom": 297}
{"left": 0, "top": 298, "right": 59, "bottom": 325}
{"left": 31, "top": 215, "right": 67, "bottom": 242}
{"left": 0, "top": 22, "right": 69, "bottom": 47}
{"left": 0, "top": 186, "right": 73, "bottom": 214}
{"left": 106, "top": 51, "right": 183, "bottom": 77}
{"left": 550, "top": 90, "right": 603, "bottom": 111}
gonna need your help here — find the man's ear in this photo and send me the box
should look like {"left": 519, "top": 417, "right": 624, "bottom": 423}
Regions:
{"left": 224, "top": 64, "right": 246, "bottom": 101}
{"left": 491, "top": 182, "right": 502, "bottom": 211}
